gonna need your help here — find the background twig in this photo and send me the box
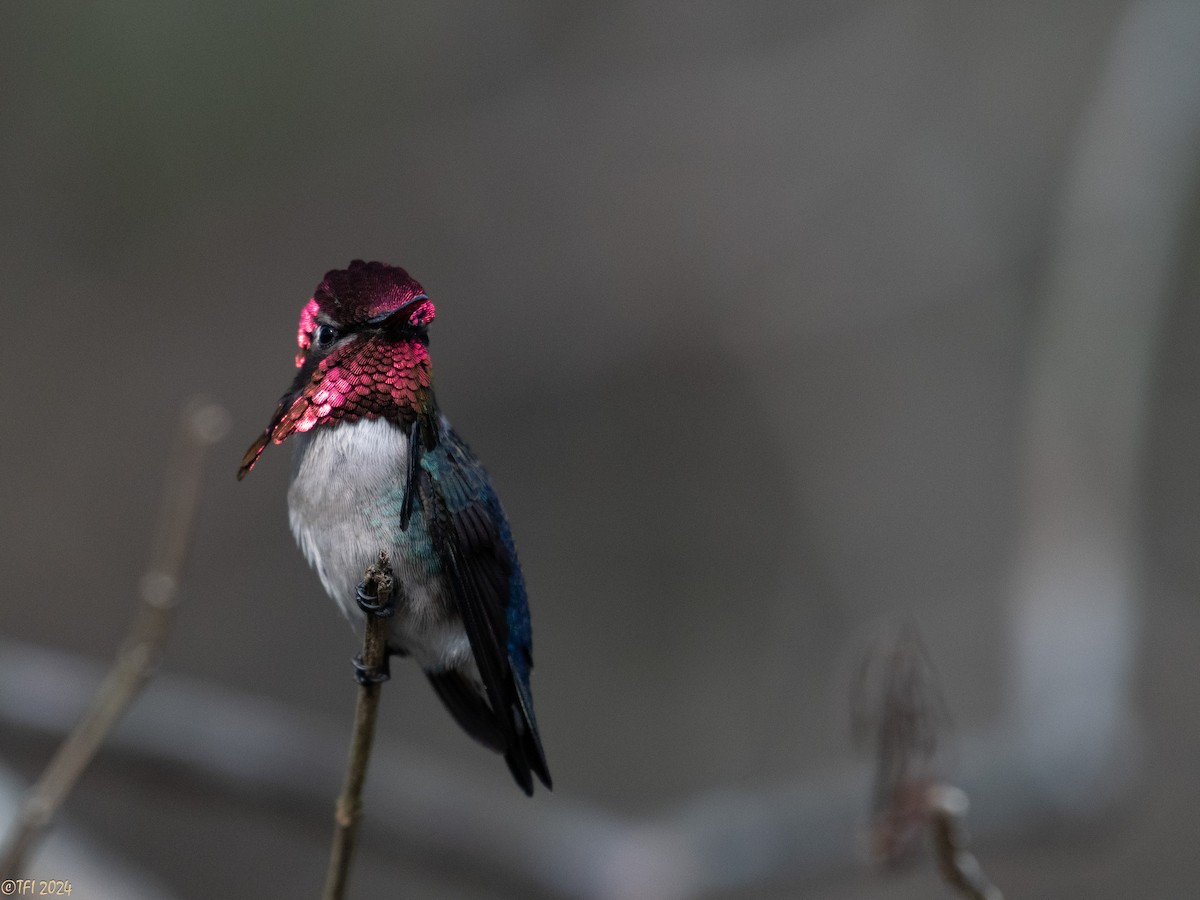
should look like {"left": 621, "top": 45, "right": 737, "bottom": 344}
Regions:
{"left": 0, "top": 399, "right": 230, "bottom": 878}
{"left": 322, "top": 551, "right": 393, "bottom": 900}
{"left": 927, "top": 784, "right": 1003, "bottom": 900}
{"left": 853, "top": 624, "right": 1003, "bottom": 899}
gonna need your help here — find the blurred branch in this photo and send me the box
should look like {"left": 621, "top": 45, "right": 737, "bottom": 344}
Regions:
{"left": 0, "top": 400, "right": 230, "bottom": 879}
{"left": 0, "top": 633, "right": 1104, "bottom": 900}
{"left": 0, "top": 763, "right": 180, "bottom": 900}
{"left": 851, "top": 622, "right": 949, "bottom": 829}
{"left": 322, "top": 552, "right": 394, "bottom": 900}
{"left": 854, "top": 625, "right": 1003, "bottom": 900}
{"left": 927, "top": 785, "right": 1002, "bottom": 900}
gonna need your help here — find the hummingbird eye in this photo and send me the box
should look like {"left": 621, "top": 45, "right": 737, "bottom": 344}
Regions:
{"left": 313, "top": 323, "right": 339, "bottom": 350}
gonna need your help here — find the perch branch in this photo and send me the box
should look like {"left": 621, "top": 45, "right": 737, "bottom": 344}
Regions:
{"left": 0, "top": 399, "right": 230, "bottom": 878}
{"left": 322, "top": 551, "right": 394, "bottom": 900}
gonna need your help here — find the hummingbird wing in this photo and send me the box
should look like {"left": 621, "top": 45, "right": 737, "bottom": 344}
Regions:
{"left": 417, "top": 420, "right": 551, "bottom": 795}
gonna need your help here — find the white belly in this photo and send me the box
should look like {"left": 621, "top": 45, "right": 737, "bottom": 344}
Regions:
{"left": 287, "top": 416, "right": 472, "bottom": 670}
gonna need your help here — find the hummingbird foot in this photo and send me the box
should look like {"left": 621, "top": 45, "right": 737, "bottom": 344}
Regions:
{"left": 355, "top": 574, "right": 396, "bottom": 618}
{"left": 352, "top": 653, "right": 391, "bottom": 685}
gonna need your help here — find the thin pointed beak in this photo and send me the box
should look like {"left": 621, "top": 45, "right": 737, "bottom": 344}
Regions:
{"left": 237, "top": 430, "right": 271, "bottom": 480}
{"left": 237, "top": 367, "right": 309, "bottom": 480}
{"left": 238, "top": 395, "right": 290, "bottom": 479}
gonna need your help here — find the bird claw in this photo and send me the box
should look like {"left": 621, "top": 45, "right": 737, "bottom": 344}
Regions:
{"left": 356, "top": 576, "right": 395, "bottom": 617}
{"left": 352, "top": 653, "right": 391, "bottom": 685}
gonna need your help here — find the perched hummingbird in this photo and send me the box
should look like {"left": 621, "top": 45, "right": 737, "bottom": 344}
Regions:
{"left": 238, "top": 260, "right": 551, "bottom": 795}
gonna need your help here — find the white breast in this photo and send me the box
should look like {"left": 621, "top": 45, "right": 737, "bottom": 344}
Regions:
{"left": 287, "top": 416, "right": 471, "bottom": 670}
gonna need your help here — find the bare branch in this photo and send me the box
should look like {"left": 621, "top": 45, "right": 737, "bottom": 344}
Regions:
{"left": 322, "top": 551, "right": 394, "bottom": 900}
{"left": 927, "top": 784, "right": 1003, "bottom": 900}
{"left": 854, "top": 624, "right": 1003, "bottom": 899}
{"left": 0, "top": 399, "right": 230, "bottom": 878}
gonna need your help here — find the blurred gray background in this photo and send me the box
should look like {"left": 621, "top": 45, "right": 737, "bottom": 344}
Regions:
{"left": 2, "top": 2, "right": 1199, "bottom": 898}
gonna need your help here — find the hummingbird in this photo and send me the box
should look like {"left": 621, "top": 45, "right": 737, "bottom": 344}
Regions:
{"left": 238, "top": 260, "right": 551, "bottom": 795}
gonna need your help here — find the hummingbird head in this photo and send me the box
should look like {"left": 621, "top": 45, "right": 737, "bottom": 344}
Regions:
{"left": 238, "top": 260, "right": 437, "bottom": 479}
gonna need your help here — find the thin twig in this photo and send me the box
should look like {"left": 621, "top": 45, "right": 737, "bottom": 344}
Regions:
{"left": 853, "top": 624, "right": 1003, "bottom": 899}
{"left": 852, "top": 622, "right": 950, "bottom": 858}
{"left": 927, "top": 784, "right": 1003, "bottom": 900}
{"left": 322, "top": 551, "right": 393, "bottom": 900}
{"left": 0, "top": 399, "right": 230, "bottom": 878}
